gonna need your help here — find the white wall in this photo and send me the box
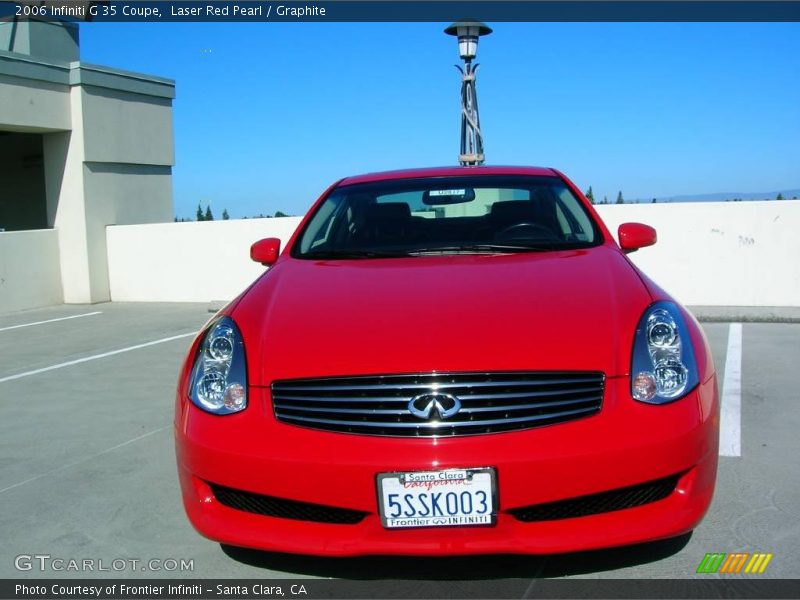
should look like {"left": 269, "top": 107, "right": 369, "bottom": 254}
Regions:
{"left": 83, "top": 162, "right": 174, "bottom": 305}
{"left": 106, "top": 217, "right": 303, "bottom": 302}
{"left": 595, "top": 201, "right": 800, "bottom": 306}
{"left": 105, "top": 202, "right": 800, "bottom": 307}
{"left": 0, "top": 229, "right": 63, "bottom": 312}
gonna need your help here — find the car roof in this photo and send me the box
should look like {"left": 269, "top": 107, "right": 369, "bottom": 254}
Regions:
{"left": 338, "top": 165, "right": 559, "bottom": 186}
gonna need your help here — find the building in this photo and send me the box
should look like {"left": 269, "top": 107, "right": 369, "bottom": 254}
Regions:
{"left": 0, "top": 18, "right": 174, "bottom": 311}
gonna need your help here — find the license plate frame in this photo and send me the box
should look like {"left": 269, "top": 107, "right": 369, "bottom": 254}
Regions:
{"left": 376, "top": 467, "right": 498, "bottom": 529}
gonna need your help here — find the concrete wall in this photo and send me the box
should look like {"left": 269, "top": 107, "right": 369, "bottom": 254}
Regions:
{"left": 105, "top": 202, "right": 800, "bottom": 307}
{"left": 595, "top": 201, "right": 800, "bottom": 306}
{"left": 0, "top": 229, "right": 63, "bottom": 312}
{"left": 0, "top": 50, "right": 176, "bottom": 306}
{"left": 106, "top": 217, "right": 303, "bottom": 302}
{"left": 81, "top": 85, "right": 174, "bottom": 166}
{"left": 0, "top": 70, "right": 71, "bottom": 132}
{"left": 51, "top": 82, "right": 175, "bottom": 305}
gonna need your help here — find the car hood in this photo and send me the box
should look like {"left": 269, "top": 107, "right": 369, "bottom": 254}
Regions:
{"left": 232, "top": 246, "right": 653, "bottom": 385}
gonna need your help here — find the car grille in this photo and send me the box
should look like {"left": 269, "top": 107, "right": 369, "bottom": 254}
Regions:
{"left": 271, "top": 371, "right": 604, "bottom": 437}
{"left": 210, "top": 483, "right": 367, "bottom": 525}
{"left": 509, "top": 473, "right": 681, "bottom": 522}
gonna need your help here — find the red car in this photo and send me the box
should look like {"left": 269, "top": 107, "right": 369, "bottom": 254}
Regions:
{"left": 175, "top": 166, "right": 719, "bottom": 556}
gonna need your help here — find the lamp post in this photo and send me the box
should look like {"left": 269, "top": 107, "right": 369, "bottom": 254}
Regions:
{"left": 444, "top": 20, "right": 492, "bottom": 166}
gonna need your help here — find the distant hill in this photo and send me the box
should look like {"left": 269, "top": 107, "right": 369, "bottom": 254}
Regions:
{"left": 631, "top": 189, "right": 800, "bottom": 203}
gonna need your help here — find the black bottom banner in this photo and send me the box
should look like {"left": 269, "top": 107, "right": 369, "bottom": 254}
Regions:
{"left": 2, "top": 579, "right": 800, "bottom": 599}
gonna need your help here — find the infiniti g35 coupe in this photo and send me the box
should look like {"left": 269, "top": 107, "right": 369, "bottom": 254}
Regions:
{"left": 174, "top": 166, "right": 719, "bottom": 556}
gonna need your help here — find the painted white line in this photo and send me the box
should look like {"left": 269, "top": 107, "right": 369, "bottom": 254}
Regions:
{"left": 720, "top": 323, "right": 743, "bottom": 457}
{"left": 0, "top": 426, "right": 167, "bottom": 495}
{"left": 0, "top": 331, "right": 196, "bottom": 384}
{"left": 0, "top": 311, "right": 102, "bottom": 332}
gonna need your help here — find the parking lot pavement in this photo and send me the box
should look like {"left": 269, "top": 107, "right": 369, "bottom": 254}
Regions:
{"left": 0, "top": 303, "right": 797, "bottom": 582}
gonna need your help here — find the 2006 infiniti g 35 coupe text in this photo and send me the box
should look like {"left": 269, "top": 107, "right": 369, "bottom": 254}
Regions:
{"left": 174, "top": 166, "right": 719, "bottom": 556}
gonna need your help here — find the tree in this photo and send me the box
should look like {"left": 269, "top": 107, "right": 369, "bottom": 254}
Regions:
{"left": 585, "top": 186, "right": 595, "bottom": 204}
{"left": 274, "top": 210, "right": 288, "bottom": 218}
{"left": 196, "top": 204, "right": 204, "bottom": 221}
{"left": 776, "top": 193, "right": 784, "bottom": 200}
{"left": 652, "top": 198, "right": 657, "bottom": 203}
{"left": 222, "top": 209, "right": 230, "bottom": 220}
{"left": 616, "top": 191, "right": 624, "bottom": 205}
{"left": 204, "top": 206, "right": 214, "bottom": 221}
{"left": 602, "top": 195, "right": 608, "bottom": 205}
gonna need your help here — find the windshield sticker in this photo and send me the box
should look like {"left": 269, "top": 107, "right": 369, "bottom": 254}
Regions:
{"left": 428, "top": 189, "right": 467, "bottom": 196}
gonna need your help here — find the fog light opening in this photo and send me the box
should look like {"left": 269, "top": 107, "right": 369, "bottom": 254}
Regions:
{"left": 224, "top": 383, "right": 246, "bottom": 410}
{"left": 632, "top": 372, "right": 657, "bottom": 401}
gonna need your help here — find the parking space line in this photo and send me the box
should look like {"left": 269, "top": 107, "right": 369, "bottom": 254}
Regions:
{"left": 0, "top": 426, "right": 167, "bottom": 495}
{"left": 0, "top": 332, "right": 196, "bottom": 384}
{"left": 0, "top": 311, "right": 102, "bottom": 332}
{"left": 720, "top": 323, "right": 743, "bottom": 457}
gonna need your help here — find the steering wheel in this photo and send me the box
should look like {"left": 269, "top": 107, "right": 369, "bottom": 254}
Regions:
{"left": 495, "top": 222, "right": 559, "bottom": 242}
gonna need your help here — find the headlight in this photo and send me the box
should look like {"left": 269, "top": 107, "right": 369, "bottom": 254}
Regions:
{"left": 631, "top": 301, "right": 699, "bottom": 404}
{"left": 189, "top": 316, "right": 247, "bottom": 414}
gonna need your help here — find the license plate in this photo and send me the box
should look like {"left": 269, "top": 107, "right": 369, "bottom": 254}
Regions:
{"left": 377, "top": 468, "right": 497, "bottom": 529}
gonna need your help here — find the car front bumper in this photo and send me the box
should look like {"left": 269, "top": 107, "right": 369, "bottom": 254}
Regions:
{"left": 175, "top": 376, "right": 719, "bottom": 556}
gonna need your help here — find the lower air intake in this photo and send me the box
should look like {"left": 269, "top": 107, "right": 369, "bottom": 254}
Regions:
{"left": 210, "top": 483, "right": 367, "bottom": 525}
{"left": 509, "top": 473, "right": 681, "bottom": 522}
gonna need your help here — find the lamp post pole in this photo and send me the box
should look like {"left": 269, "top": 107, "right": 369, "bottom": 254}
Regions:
{"left": 445, "top": 21, "right": 492, "bottom": 166}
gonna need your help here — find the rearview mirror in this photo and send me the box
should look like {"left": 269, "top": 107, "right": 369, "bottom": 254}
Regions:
{"left": 250, "top": 237, "right": 281, "bottom": 266}
{"left": 618, "top": 223, "right": 657, "bottom": 253}
{"left": 422, "top": 187, "right": 476, "bottom": 205}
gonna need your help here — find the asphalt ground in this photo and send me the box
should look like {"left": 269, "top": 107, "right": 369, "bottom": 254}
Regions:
{"left": 0, "top": 302, "right": 797, "bottom": 585}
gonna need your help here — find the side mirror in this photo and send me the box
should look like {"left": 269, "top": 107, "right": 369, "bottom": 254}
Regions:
{"left": 250, "top": 238, "right": 281, "bottom": 266}
{"left": 618, "top": 223, "right": 657, "bottom": 253}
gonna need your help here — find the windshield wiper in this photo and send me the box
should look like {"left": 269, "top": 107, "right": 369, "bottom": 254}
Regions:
{"left": 301, "top": 249, "right": 413, "bottom": 260}
{"left": 409, "top": 244, "right": 556, "bottom": 255}
{"left": 301, "top": 244, "right": 559, "bottom": 260}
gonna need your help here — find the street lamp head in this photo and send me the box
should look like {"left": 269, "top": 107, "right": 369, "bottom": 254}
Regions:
{"left": 444, "top": 20, "right": 492, "bottom": 61}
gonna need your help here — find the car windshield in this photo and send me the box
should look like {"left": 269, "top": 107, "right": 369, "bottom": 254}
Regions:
{"left": 293, "top": 175, "right": 602, "bottom": 259}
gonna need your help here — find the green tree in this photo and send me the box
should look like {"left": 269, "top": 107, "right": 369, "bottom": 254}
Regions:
{"left": 585, "top": 186, "right": 595, "bottom": 204}
{"left": 616, "top": 191, "right": 624, "bottom": 205}
{"left": 274, "top": 210, "right": 288, "bottom": 218}
{"left": 196, "top": 204, "right": 204, "bottom": 221}
{"left": 652, "top": 198, "right": 657, "bottom": 203}
{"left": 602, "top": 195, "right": 608, "bottom": 205}
{"left": 776, "top": 193, "right": 784, "bottom": 200}
{"left": 222, "top": 209, "right": 230, "bottom": 220}
{"left": 204, "top": 206, "right": 214, "bottom": 221}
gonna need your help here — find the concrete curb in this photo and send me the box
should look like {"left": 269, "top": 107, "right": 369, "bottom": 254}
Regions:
{"left": 688, "top": 306, "right": 800, "bottom": 323}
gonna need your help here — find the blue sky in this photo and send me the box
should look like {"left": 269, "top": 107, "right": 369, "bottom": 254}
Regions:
{"left": 80, "top": 22, "right": 800, "bottom": 218}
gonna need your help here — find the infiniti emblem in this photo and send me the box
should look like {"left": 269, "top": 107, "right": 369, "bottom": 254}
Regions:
{"left": 408, "top": 392, "right": 462, "bottom": 420}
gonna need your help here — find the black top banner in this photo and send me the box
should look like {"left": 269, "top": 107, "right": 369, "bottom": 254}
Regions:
{"left": 3, "top": 0, "right": 800, "bottom": 22}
